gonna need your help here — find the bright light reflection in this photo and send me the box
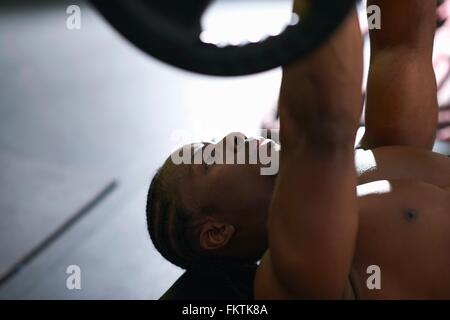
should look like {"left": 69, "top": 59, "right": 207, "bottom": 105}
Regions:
{"left": 200, "top": 0, "right": 293, "bottom": 45}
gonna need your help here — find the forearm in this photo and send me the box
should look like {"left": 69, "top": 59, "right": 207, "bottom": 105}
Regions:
{"left": 279, "top": 5, "right": 363, "bottom": 151}
{"left": 368, "top": 0, "right": 436, "bottom": 54}
{"left": 361, "top": 0, "right": 438, "bottom": 150}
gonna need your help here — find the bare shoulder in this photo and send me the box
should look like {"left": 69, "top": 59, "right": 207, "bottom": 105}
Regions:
{"left": 355, "top": 146, "right": 450, "bottom": 188}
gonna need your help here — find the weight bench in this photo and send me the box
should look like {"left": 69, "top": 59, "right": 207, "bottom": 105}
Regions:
{"left": 160, "top": 267, "right": 257, "bottom": 300}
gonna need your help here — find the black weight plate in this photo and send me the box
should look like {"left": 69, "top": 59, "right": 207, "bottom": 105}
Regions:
{"left": 91, "top": 0, "right": 356, "bottom": 76}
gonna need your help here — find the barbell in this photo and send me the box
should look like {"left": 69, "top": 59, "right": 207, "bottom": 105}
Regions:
{"left": 91, "top": 0, "right": 356, "bottom": 76}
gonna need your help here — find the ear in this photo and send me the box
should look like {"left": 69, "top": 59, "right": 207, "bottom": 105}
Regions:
{"left": 199, "top": 220, "right": 236, "bottom": 251}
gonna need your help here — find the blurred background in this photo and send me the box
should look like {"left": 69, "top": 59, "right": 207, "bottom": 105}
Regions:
{"left": 0, "top": 0, "right": 449, "bottom": 299}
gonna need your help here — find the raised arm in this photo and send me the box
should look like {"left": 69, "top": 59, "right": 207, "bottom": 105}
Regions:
{"left": 255, "top": 4, "right": 363, "bottom": 299}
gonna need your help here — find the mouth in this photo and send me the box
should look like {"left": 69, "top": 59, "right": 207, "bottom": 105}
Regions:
{"left": 245, "top": 136, "right": 267, "bottom": 143}
{"left": 247, "top": 136, "right": 278, "bottom": 146}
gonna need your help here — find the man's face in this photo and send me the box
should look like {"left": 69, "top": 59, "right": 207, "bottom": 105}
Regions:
{"left": 170, "top": 132, "right": 280, "bottom": 243}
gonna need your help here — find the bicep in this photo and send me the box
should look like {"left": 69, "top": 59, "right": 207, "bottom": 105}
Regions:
{"left": 270, "top": 151, "right": 358, "bottom": 298}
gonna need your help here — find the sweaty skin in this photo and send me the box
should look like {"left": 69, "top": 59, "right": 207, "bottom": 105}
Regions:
{"left": 255, "top": 0, "right": 450, "bottom": 299}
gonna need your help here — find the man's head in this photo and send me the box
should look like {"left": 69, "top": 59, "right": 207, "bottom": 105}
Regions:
{"left": 146, "top": 132, "right": 279, "bottom": 272}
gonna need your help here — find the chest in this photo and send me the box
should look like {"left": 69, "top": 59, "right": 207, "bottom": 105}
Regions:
{"left": 353, "top": 180, "right": 450, "bottom": 299}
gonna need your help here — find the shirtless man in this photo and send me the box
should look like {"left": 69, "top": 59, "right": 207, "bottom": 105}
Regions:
{"left": 147, "top": 0, "right": 450, "bottom": 299}
{"left": 255, "top": 0, "right": 450, "bottom": 299}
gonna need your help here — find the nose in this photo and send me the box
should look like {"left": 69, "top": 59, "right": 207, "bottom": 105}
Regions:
{"left": 220, "top": 132, "right": 247, "bottom": 144}
{"left": 216, "top": 133, "right": 247, "bottom": 155}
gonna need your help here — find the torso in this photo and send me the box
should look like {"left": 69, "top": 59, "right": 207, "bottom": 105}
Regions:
{"left": 351, "top": 146, "right": 450, "bottom": 299}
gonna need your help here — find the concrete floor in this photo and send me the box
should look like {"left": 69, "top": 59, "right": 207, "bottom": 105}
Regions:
{"left": 0, "top": 1, "right": 282, "bottom": 299}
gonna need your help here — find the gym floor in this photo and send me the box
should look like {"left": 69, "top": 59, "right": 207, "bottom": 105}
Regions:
{"left": 0, "top": 0, "right": 283, "bottom": 299}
